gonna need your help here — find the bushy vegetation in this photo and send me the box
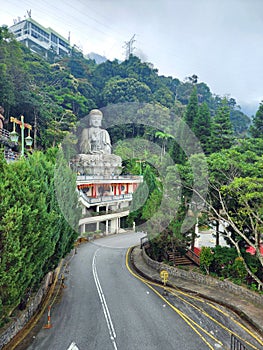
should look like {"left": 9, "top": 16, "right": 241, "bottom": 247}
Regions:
{"left": 200, "top": 246, "right": 262, "bottom": 290}
{"left": 0, "top": 150, "right": 80, "bottom": 325}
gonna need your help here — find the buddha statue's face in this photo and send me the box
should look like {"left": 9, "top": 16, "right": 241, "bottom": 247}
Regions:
{"left": 90, "top": 114, "right": 102, "bottom": 127}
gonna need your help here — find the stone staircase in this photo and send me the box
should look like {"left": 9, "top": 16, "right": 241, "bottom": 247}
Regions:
{"left": 168, "top": 249, "right": 199, "bottom": 266}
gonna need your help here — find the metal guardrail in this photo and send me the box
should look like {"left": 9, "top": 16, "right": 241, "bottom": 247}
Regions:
{"left": 230, "top": 334, "right": 248, "bottom": 350}
{"left": 140, "top": 236, "right": 149, "bottom": 249}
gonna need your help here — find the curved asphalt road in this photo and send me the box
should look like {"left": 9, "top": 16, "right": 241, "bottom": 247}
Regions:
{"left": 26, "top": 232, "right": 210, "bottom": 350}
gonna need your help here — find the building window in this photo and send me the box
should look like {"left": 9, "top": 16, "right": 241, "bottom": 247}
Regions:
{"left": 59, "top": 38, "right": 69, "bottom": 49}
{"left": 51, "top": 33, "right": 58, "bottom": 43}
{"left": 31, "top": 23, "right": 49, "bottom": 39}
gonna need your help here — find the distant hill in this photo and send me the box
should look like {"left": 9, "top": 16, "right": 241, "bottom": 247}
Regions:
{"left": 240, "top": 102, "right": 258, "bottom": 118}
{"left": 86, "top": 52, "right": 108, "bottom": 64}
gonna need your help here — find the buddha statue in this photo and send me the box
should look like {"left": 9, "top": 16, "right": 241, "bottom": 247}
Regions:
{"left": 79, "top": 109, "right": 111, "bottom": 155}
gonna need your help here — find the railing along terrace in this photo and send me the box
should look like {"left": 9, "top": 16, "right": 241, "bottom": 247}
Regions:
{"left": 80, "top": 191, "right": 132, "bottom": 204}
{"left": 0, "top": 128, "right": 10, "bottom": 139}
{"left": 77, "top": 174, "right": 143, "bottom": 181}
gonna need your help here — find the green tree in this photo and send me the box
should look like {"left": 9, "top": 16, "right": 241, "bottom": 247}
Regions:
{"left": 153, "top": 86, "right": 174, "bottom": 108}
{"left": 102, "top": 77, "right": 152, "bottom": 105}
{"left": 209, "top": 100, "right": 234, "bottom": 153}
{"left": 184, "top": 86, "right": 198, "bottom": 129}
{"left": 120, "top": 55, "right": 159, "bottom": 92}
{"left": 193, "top": 102, "right": 211, "bottom": 153}
{"left": 200, "top": 247, "right": 214, "bottom": 275}
{"left": 250, "top": 101, "right": 263, "bottom": 138}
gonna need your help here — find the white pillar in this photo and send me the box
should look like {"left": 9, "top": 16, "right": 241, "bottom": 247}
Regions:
{"left": 194, "top": 217, "right": 199, "bottom": 248}
{"left": 106, "top": 220, "right": 109, "bottom": 235}
{"left": 80, "top": 224, "right": 85, "bottom": 235}
{"left": 117, "top": 217, "right": 120, "bottom": 234}
{"left": 111, "top": 218, "right": 118, "bottom": 234}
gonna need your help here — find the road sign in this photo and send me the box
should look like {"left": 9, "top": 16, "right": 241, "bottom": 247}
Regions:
{"left": 160, "top": 270, "right": 169, "bottom": 284}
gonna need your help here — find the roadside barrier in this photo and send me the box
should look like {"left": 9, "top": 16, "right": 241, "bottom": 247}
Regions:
{"left": 43, "top": 305, "right": 52, "bottom": 329}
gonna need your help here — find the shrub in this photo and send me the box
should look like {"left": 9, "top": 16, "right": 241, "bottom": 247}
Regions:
{"left": 200, "top": 247, "right": 214, "bottom": 275}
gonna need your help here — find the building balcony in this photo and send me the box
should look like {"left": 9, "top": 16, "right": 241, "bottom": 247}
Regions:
{"left": 79, "top": 191, "right": 132, "bottom": 205}
{"left": 76, "top": 174, "right": 143, "bottom": 186}
{"left": 79, "top": 209, "right": 129, "bottom": 226}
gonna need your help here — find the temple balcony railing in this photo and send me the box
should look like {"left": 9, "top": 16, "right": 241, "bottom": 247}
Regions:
{"left": 81, "top": 206, "right": 130, "bottom": 219}
{"left": 79, "top": 191, "right": 133, "bottom": 205}
{"left": 77, "top": 174, "right": 143, "bottom": 181}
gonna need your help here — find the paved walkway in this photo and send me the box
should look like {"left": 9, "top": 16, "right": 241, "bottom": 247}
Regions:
{"left": 131, "top": 246, "right": 263, "bottom": 336}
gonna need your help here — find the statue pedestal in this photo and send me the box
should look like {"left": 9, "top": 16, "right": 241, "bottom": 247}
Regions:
{"left": 73, "top": 153, "right": 122, "bottom": 176}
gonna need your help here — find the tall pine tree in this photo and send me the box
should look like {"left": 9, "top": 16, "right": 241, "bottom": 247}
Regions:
{"left": 193, "top": 102, "right": 211, "bottom": 153}
{"left": 209, "top": 99, "right": 233, "bottom": 153}
{"left": 184, "top": 86, "right": 198, "bottom": 129}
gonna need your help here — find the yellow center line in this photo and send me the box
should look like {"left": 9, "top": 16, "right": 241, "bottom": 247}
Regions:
{"left": 126, "top": 248, "right": 216, "bottom": 350}
{"left": 145, "top": 280, "right": 216, "bottom": 350}
{"left": 169, "top": 286, "right": 263, "bottom": 346}
{"left": 126, "top": 247, "right": 263, "bottom": 350}
{"left": 167, "top": 288, "right": 262, "bottom": 350}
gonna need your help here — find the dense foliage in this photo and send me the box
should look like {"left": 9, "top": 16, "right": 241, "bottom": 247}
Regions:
{"left": 200, "top": 246, "right": 262, "bottom": 289}
{"left": 0, "top": 150, "right": 80, "bottom": 325}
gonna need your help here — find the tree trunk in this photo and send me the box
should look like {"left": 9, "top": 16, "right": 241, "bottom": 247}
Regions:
{"left": 33, "top": 110, "right": 38, "bottom": 149}
{"left": 215, "top": 220, "right": 220, "bottom": 246}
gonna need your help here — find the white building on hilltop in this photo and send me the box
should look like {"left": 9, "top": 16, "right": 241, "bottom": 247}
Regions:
{"left": 9, "top": 16, "right": 70, "bottom": 59}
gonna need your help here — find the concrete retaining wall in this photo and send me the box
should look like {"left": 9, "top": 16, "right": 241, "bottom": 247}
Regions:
{"left": 142, "top": 248, "right": 263, "bottom": 305}
{"left": 0, "top": 271, "right": 53, "bottom": 349}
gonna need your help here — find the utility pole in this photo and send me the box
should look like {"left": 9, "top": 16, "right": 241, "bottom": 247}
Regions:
{"left": 123, "top": 34, "right": 136, "bottom": 60}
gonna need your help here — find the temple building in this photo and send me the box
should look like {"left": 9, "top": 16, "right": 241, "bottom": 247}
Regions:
{"left": 72, "top": 109, "right": 143, "bottom": 236}
{"left": 77, "top": 174, "right": 142, "bottom": 235}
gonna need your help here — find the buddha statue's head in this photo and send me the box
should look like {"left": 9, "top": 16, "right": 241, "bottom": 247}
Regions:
{"left": 89, "top": 109, "right": 103, "bottom": 127}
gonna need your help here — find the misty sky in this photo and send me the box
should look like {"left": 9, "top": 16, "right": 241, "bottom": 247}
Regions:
{"left": 1, "top": 0, "right": 262, "bottom": 115}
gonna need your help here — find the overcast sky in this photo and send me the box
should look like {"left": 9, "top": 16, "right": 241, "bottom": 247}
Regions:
{"left": 1, "top": 0, "right": 262, "bottom": 115}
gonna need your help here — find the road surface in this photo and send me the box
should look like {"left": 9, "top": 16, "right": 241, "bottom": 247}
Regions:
{"left": 25, "top": 232, "right": 262, "bottom": 350}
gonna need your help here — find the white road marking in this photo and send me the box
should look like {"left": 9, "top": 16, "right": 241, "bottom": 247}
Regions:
{"left": 67, "top": 342, "right": 79, "bottom": 350}
{"left": 92, "top": 249, "right": 118, "bottom": 350}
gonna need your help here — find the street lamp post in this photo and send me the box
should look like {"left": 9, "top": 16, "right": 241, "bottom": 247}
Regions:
{"left": 10, "top": 115, "right": 33, "bottom": 157}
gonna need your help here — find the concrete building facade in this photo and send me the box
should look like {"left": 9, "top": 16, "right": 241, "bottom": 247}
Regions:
{"left": 9, "top": 17, "right": 70, "bottom": 59}
{"left": 77, "top": 174, "right": 143, "bottom": 235}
